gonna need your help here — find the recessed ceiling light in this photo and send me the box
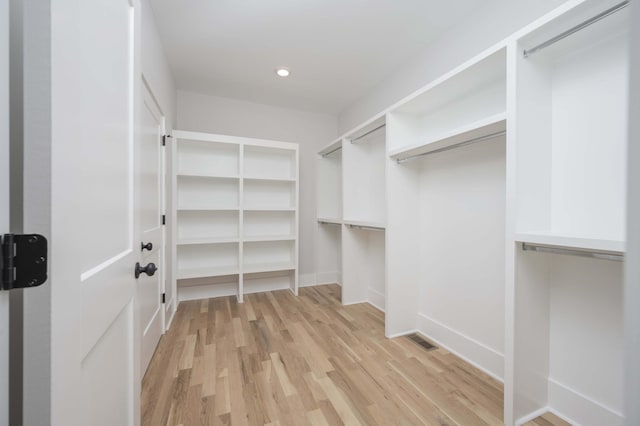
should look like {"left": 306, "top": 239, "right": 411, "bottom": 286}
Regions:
{"left": 276, "top": 68, "right": 290, "bottom": 77}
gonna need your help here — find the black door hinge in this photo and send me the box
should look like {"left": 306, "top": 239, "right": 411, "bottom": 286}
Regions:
{"left": 1, "top": 234, "right": 48, "bottom": 291}
{"left": 162, "top": 215, "right": 166, "bottom": 225}
{"left": 162, "top": 134, "right": 172, "bottom": 146}
{"left": 162, "top": 293, "right": 166, "bottom": 303}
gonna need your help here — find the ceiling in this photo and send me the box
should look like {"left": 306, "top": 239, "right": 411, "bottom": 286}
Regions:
{"left": 149, "top": 0, "right": 486, "bottom": 114}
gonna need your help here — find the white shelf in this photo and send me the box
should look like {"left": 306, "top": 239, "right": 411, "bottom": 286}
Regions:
{"left": 177, "top": 237, "right": 240, "bottom": 245}
{"left": 243, "top": 176, "right": 295, "bottom": 182}
{"left": 243, "top": 207, "right": 295, "bottom": 212}
{"left": 318, "top": 140, "right": 342, "bottom": 156}
{"left": 342, "top": 219, "right": 385, "bottom": 229}
{"left": 317, "top": 217, "right": 342, "bottom": 225}
{"left": 177, "top": 266, "right": 239, "bottom": 280}
{"left": 243, "top": 262, "right": 296, "bottom": 274}
{"left": 515, "top": 232, "right": 624, "bottom": 254}
{"left": 177, "top": 207, "right": 239, "bottom": 212}
{"left": 388, "top": 113, "right": 506, "bottom": 160}
{"left": 177, "top": 172, "right": 239, "bottom": 180}
{"left": 243, "top": 235, "right": 296, "bottom": 243}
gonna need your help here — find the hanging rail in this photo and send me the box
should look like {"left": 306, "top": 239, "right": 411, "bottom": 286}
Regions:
{"left": 396, "top": 130, "right": 506, "bottom": 164}
{"left": 350, "top": 123, "right": 386, "bottom": 144}
{"left": 321, "top": 145, "right": 342, "bottom": 157}
{"left": 347, "top": 224, "right": 385, "bottom": 232}
{"left": 521, "top": 243, "right": 624, "bottom": 262}
{"left": 523, "top": 0, "right": 629, "bottom": 58}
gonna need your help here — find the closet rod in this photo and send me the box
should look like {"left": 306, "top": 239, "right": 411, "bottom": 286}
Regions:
{"left": 521, "top": 243, "right": 624, "bottom": 262}
{"left": 347, "top": 224, "right": 385, "bottom": 232}
{"left": 318, "top": 220, "right": 340, "bottom": 226}
{"left": 396, "top": 130, "right": 506, "bottom": 164}
{"left": 523, "top": 0, "right": 629, "bottom": 58}
{"left": 321, "top": 145, "right": 342, "bottom": 157}
{"left": 350, "top": 123, "right": 386, "bottom": 144}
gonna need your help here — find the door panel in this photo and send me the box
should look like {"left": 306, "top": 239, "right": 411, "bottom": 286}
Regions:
{"left": 51, "top": 0, "right": 140, "bottom": 425}
{"left": 140, "top": 85, "right": 164, "bottom": 374}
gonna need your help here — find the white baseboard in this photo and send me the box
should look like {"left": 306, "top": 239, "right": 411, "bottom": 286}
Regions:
{"left": 178, "top": 282, "right": 237, "bottom": 302}
{"left": 385, "top": 329, "right": 419, "bottom": 339}
{"left": 314, "top": 271, "right": 341, "bottom": 286}
{"left": 547, "top": 378, "right": 623, "bottom": 426}
{"left": 164, "top": 297, "right": 177, "bottom": 331}
{"left": 416, "top": 313, "right": 504, "bottom": 382}
{"left": 515, "top": 406, "right": 550, "bottom": 426}
{"left": 367, "top": 288, "right": 385, "bottom": 312}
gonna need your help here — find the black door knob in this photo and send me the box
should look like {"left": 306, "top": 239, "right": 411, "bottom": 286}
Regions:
{"left": 135, "top": 262, "right": 157, "bottom": 279}
{"left": 141, "top": 242, "right": 153, "bottom": 252}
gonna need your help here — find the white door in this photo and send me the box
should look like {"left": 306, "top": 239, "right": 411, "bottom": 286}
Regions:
{"left": 50, "top": 1, "right": 142, "bottom": 425}
{"left": 139, "top": 83, "right": 164, "bottom": 374}
{"left": 0, "top": 0, "right": 10, "bottom": 422}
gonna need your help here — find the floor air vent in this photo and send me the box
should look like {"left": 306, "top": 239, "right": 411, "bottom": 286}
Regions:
{"left": 407, "top": 333, "right": 437, "bottom": 351}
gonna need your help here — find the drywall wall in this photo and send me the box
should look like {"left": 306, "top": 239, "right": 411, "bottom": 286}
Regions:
{"left": 141, "top": 0, "right": 176, "bottom": 129}
{"left": 177, "top": 91, "right": 338, "bottom": 284}
{"left": 338, "top": 0, "right": 569, "bottom": 134}
{"left": 417, "top": 138, "right": 506, "bottom": 379}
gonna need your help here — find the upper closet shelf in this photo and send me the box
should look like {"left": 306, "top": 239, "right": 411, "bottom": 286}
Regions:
{"left": 317, "top": 217, "right": 342, "bottom": 225}
{"left": 515, "top": 232, "right": 624, "bottom": 255}
{"left": 318, "top": 140, "right": 342, "bottom": 157}
{"left": 243, "top": 176, "right": 296, "bottom": 182}
{"left": 177, "top": 172, "right": 239, "bottom": 179}
{"left": 389, "top": 113, "right": 506, "bottom": 162}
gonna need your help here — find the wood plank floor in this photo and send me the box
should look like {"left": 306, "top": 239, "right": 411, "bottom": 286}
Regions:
{"left": 141, "top": 284, "right": 566, "bottom": 425}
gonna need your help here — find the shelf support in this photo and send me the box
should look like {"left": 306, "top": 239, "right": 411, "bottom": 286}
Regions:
{"left": 521, "top": 243, "right": 624, "bottom": 262}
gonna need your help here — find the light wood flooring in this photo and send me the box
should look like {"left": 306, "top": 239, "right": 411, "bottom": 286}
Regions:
{"left": 142, "top": 284, "right": 570, "bottom": 426}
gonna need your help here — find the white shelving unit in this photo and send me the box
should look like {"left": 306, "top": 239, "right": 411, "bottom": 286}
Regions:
{"left": 506, "top": 1, "right": 629, "bottom": 424}
{"left": 315, "top": 118, "right": 387, "bottom": 309}
{"left": 316, "top": 139, "right": 344, "bottom": 285}
{"left": 172, "top": 131, "right": 299, "bottom": 302}
{"left": 311, "top": 1, "right": 631, "bottom": 425}
{"left": 385, "top": 47, "right": 508, "bottom": 380}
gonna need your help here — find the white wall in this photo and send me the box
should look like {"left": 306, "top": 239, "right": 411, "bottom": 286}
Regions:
{"left": 417, "top": 138, "right": 506, "bottom": 379}
{"left": 141, "top": 0, "right": 176, "bottom": 129}
{"left": 177, "top": 91, "right": 338, "bottom": 283}
{"left": 625, "top": 1, "right": 640, "bottom": 424}
{"left": 337, "top": 0, "right": 569, "bottom": 134}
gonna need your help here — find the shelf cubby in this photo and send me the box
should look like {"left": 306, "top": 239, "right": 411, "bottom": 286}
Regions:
{"left": 176, "top": 242, "right": 240, "bottom": 279}
{"left": 387, "top": 48, "right": 506, "bottom": 155}
{"left": 244, "top": 145, "right": 296, "bottom": 180}
{"left": 317, "top": 143, "right": 343, "bottom": 222}
{"left": 513, "top": 0, "right": 628, "bottom": 244}
{"left": 243, "top": 179, "right": 296, "bottom": 211}
{"left": 176, "top": 175, "right": 239, "bottom": 210}
{"left": 176, "top": 210, "right": 239, "bottom": 244}
{"left": 243, "top": 240, "right": 295, "bottom": 273}
{"left": 342, "top": 118, "right": 387, "bottom": 226}
{"left": 243, "top": 210, "right": 295, "bottom": 240}
{"left": 176, "top": 138, "right": 239, "bottom": 177}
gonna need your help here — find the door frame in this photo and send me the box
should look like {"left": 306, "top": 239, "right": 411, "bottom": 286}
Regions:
{"left": 141, "top": 75, "right": 175, "bottom": 334}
